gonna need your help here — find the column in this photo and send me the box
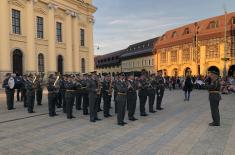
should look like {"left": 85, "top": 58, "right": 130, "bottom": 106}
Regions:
{"left": 87, "top": 16, "right": 95, "bottom": 72}
{"left": 65, "top": 10, "right": 73, "bottom": 73}
{"left": 72, "top": 13, "right": 80, "bottom": 73}
{"left": 26, "top": 0, "right": 36, "bottom": 73}
{"left": 0, "top": 0, "right": 11, "bottom": 75}
{"left": 200, "top": 46, "right": 206, "bottom": 75}
{"left": 48, "top": 3, "right": 56, "bottom": 74}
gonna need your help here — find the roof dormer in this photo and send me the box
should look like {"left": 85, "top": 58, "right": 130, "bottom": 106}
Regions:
{"left": 207, "top": 20, "right": 219, "bottom": 29}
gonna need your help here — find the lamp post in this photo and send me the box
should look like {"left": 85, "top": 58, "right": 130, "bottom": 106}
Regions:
{"left": 222, "top": 6, "right": 230, "bottom": 77}
{"left": 194, "top": 22, "right": 200, "bottom": 76}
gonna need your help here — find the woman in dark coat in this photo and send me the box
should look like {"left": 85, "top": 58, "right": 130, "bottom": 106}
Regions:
{"left": 183, "top": 75, "right": 193, "bottom": 101}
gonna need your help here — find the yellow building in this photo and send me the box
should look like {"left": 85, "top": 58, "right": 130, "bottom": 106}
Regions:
{"left": 0, "top": 0, "right": 96, "bottom": 80}
{"left": 154, "top": 12, "right": 235, "bottom": 77}
{"left": 121, "top": 38, "right": 158, "bottom": 73}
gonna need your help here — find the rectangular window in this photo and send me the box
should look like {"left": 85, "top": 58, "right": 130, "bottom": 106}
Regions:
{"left": 233, "top": 17, "right": 235, "bottom": 24}
{"left": 160, "top": 52, "right": 167, "bottom": 64}
{"left": 36, "top": 16, "right": 44, "bottom": 39}
{"left": 80, "top": 29, "right": 85, "bottom": 46}
{"left": 182, "top": 49, "right": 190, "bottom": 62}
{"left": 56, "top": 22, "right": 62, "bottom": 42}
{"left": 171, "top": 50, "right": 178, "bottom": 62}
{"left": 12, "top": 9, "right": 21, "bottom": 34}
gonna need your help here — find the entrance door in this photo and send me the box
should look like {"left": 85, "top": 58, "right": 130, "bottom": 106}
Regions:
{"left": 57, "top": 55, "right": 63, "bottom": 74}
{"left": 13, "top": 49, "right": 23, "bottom": 75}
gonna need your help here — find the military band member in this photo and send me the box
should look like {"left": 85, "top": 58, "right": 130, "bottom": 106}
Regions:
{"left": 64, "top": 75, "right": 76, "bottom": 119}
{"left": 96, "top": 75, "right": 103, "bottom": 112}
{"left": 156, "top": 71, "right": 165, "bottom": 110}
{"left": 75, "top": 74, "right": 82, "bottom": 111}
{"left": 60, "top": 75, "right": 67, "bottom": 113}
{"left": 102, "top": 73, "right": 112, "bottom": 118}
{"left": 2, "top": 73, "right": 15, "bottom": 110}
{"left": 138, "top": 74, "right": 148, "bottom": 116}
{"left": 26, "top": 74, "right": 36, "bottom": 113}
{"left": 47, "top": 74, "right": 58, "bottom": 117}
{"left": 206, "top": 70, "right": 221, "bottom": 126}
{"left": 35, "top": 74, "right": 43, "bottom": 106}
{"left": 81, "top": 74, "right": 89, "bottom": 115}
{"left": 148, "top": 74, "right": 157, "bottom": 113}
{"left": 113, "top": 76, "right": 118, "bottom": 114}
{"left": 87, "top": 72, "right": 101, "bottom": 122}
{"left": 115, "top": 73, "right": 128, "bottom": 126}
{"left": 21, "top": 75, "right": 27, "bottom": 107}
{"left": 127, "top": 73, "right": 138, "bottom": 121}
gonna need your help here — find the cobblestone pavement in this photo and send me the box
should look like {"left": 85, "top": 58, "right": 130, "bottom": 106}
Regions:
{"left": 0, "top": 90, "right": 234, "bottom": 155}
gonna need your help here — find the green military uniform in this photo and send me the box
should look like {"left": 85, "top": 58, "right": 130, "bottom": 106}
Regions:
{"left": 115, "top": 75, "right": 128, "bottom": 126}
{"left": 25, "top": 75, "right": 36, "bottom": 113}
{"left": 139, "top": 77, "right": 148, "bottom": 116}
{"left": 47, "top": 75, "right": 58, "bottom": 117}
{"left": 127, "top": 78, "right": 138, "bottom": 121}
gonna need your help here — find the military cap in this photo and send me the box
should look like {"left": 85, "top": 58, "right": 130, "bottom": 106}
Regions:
{"left": 28, "top": 73, "right": 34, "bottom": 78}
{"left": 102, "top": 73, "right": 110, "bottom": 76}
{"left": 5, "top": 73, "right": 11, "bottom": 77}
{"left": 48, "top": 74, "right": 54, "bottom": 78}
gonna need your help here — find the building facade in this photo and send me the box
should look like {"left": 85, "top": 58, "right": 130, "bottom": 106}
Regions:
{"left": 154, "top": 12, "right": 235, "bottom": 77}
{"left": 94, "top": 49, "right": 126, "bottom": 74}
{"left": 0, "top": 0, "right": 96, "bottom": 80}
{"left": 121, "top": 38, "right": 158, "bottom": 73}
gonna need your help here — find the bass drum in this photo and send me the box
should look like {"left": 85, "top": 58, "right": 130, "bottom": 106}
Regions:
{"left": 8, "top": 77, "right": 15, "bottom": 89}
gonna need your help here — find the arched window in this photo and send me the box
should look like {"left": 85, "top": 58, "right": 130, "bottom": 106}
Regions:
{"left": 38, "top": 53, "right": 44, "bottom": 73}
{"left": 81, "top": 58, "right": 85, "bottom": 73}
{"left": 57, "top": 55, "right": 63, "bottom": 74}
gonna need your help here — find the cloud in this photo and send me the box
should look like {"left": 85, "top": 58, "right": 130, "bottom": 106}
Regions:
{"left": 109, "top": 19, "right": 130, "bottom": 25}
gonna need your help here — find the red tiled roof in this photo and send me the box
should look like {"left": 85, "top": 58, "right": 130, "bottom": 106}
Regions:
{"left": 155, "top": 12, "right": 235, "bottom": 49}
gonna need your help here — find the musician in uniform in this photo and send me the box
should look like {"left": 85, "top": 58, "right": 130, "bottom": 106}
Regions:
{"left": 115, "top": 73, "right": 128, "bottom": 126}
{"left": 35, "top": 74, "right": 43, "bottom": 106}
{"left": 96, "top": 74, "right": 103, "bottom": 112}
{"left": 148, "top": 74, "right": 157, "bottom": 113}
{"left": 64, "top": 74, "right": 76, "bottom": 119}
{"left": 81, "top": 74, "right": 89, "bottom": 115}
{"left": 102, "top": 73, "right": 112, "bottom": 118}
{"left": 60, "top": 75, "right": 67, "bottom": 113}
{"left": 21, "top": 75, "right": 27, "bottom": 107}
{"left": 206, "top": 69, "right": 221, "bottom": 126}
{"left": 126, "top": 72, "right": 138, "bottom": 121}
{"left": 87, "top": 72, "right": 101, "bottom": 122}
{"left": 156, "top": 71, "right": 165, "bottom": 110}
{"left": 113, "top": 75, "right": 118, "bottom": 114}
{"left": 138, "top": 74, "right": 148, "bottom": 116}
{"left": 2, "top": 73, "right": 15, "bottom": 110}
{"left": 26, "top": 74, "right": 36, "bottom": 113}
{"left": 47, "top": 74, "right": 58, "bottom": 117}
{"left": 56, "top": 72, "right": 62, "bottom": 109}
{"left": 75, "top": 74, "right": 82, "bottom": 111}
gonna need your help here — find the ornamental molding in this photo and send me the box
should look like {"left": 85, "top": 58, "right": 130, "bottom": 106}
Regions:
{"left": 34, "top": 7, "right": 47, "bottom": 15}
{"left": 9, "top": 0, "right": 25, "bottom": 8}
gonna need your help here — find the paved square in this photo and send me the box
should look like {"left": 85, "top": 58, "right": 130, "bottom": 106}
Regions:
{"left": 0, "top": 90, "right": 234, "bottom": 155}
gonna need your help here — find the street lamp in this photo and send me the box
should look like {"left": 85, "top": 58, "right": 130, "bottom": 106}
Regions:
{"left": 222, "top": 5, "right": 230, "bottom": 77}
{"left": 194, "top": 22, "right": 200, "bottom": 76}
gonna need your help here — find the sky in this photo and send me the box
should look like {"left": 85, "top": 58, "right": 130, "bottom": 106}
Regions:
{"left": 93, "top": 0, "right": 235, "bottom": 55}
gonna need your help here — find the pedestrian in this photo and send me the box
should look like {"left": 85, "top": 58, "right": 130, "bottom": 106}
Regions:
{"left": 183, "top": 74, "right": 193, "bottom": 101}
